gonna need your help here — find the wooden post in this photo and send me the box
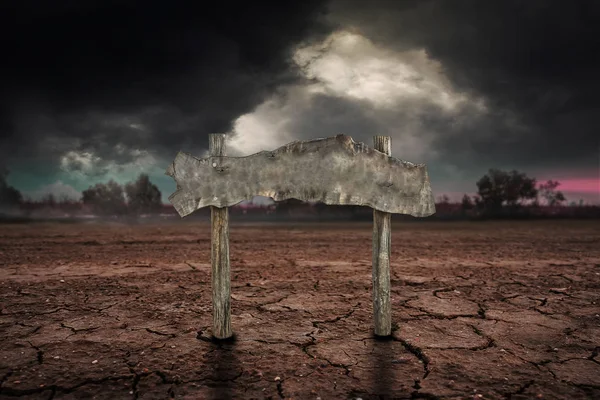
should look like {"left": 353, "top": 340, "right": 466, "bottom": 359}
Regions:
{"left": 167, "top": 134, "right": 436, "bottom": 337}
{"left": 209, "top": 133, "right": 232, "bottom": 339}
{"left": 373, "top": 135, "right": 392, "bottom": 336}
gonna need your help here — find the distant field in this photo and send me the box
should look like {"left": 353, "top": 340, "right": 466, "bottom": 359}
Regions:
{"left": 1, "top": 220, "right": 599, "bottom": 399}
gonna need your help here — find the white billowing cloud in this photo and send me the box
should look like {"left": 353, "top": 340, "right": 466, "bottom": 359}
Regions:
{"left": 227, "top": 85, "right": 314, "bottom": 156}
{"left": 223, "top": 29, "right": 500, "bottom": 206}
{"left": 27, "top": 180, "right": 82, "bottom": 201}
{"left": 59, "top": 145, "right": 162, "bottom": 185}
{"left": 227, "top": 30, "right": 487, "bottom": 162}
{"left": 60, "top": 150, "right": 102, "bottom": 175}
{"left": 292, "top": 31, "right": 486, "bottom": 112}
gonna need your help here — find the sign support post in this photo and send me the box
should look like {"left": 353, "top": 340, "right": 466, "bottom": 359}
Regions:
{"left": 209, "top": 133, "right": 232, "bottom": 339}
{"left": 166, "top": 133, "right": 435, "bottom": 339}
{"left": 372, "top": 136, "right": 392, "bottom": 336}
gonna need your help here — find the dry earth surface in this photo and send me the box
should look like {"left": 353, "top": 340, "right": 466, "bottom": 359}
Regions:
{"left": 0, "top": 219, "right": 599, "bottom": 399}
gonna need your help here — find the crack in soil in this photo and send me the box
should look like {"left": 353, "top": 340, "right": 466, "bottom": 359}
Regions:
{"left": 432, "top": 287, "right": 455, "bottom": 298}
{"left": 0, "top": 370, "right": 14, "bottom": 389}
{"left": 87, "top": 302, "right": 120, "bottom": 312}
{"left": 505, "top": 379, "right": 534, "bottom": 398}
{"left": 532, "top": 306, "right": 560, "bottom": 317}
{"left": 545, "top": 366, "right": 600, "bottom": 393}
{"left": 256, "top": 294, "right": 293, "bottom": 312}
{"left": 477, "top": 302, "right": 487, "bottom": 319}
{"left": 319, "top": 351, "right": 359, "bottom": 378}
{"left": 548, "top": 273, "right": 574, "bottom": 283}
{"left": 15, "top": 322, "right": 41, "bottom": 336}
{"left": 145, "top": 328, "right": 177, "bottom": 338}
{"left": 130, "top": 368, "right": 141, "bottom": 399}
{"left": 278, "top": 304, "right": 313, "bottom": 314}
{"left": 393, "top": 337, "right": 431, "bottom": 379}
{"left": 468, "top": 324, "right": 497, "bottom": 350}
{"left": 0, "top": 374, "right": 133, "bottom": 397}
{"left": 549, "top": 288, "right": 573, "bottom": 297}
{"left": 312, "top": 303, "right": 361, "bottom": 326}
{"left": 410, "top": 391, "right": 441, "bottom": 399}
{"left": 589, "top": 346, "right": 600, "bottom": 364}
{"left": 413, "top": 378, "right": 421, "bottom": 390}
{"left": 294, "top": 329, "right": 318, "bottom": 359}
{"left": 247, "top": 312, "right": 264, "bottom": 320}
{"left": 60, "top": 322, "right": 100, "bottom": 334}
{"left": 26, "top": 341, "right": 43, "bottom": 364}
{"left": 276, "top": 378, "right": 285, "bottom": 398}
{"left": 155, "top": 370, "right": 180, "bottom": 385}
{"left": 184, "top": 261, "right": 198, "bottom": 271}
{"left": 1, "top": 307, "right": 78, "bottom": 316}
{"left": 409, "top": 306, "right": 481, "bottom": 320}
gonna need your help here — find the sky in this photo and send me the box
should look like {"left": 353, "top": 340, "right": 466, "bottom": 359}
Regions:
{"left": 1, "top": 0, "right": 598, "bottom": 206}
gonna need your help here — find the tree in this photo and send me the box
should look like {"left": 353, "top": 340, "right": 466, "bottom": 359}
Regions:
{"left": 437, "top": 194, "right": 450, "bottom": 205}
{"left": 41, "top": 193, "right": 56, "bottom": 207}
{"left": 460, "top": 194, "right": 474, "bottom": 210}
{"left": 0, "top": 166, "right": 23, "bottom": 208}
{"left": 124, "top": 174, "right": 162, "bottom": 214}
{"left": 538, "top": 180, "right": 566, "bottom": 206}
{"left": 82, "top": 180, "right": 127, "bottom": 216}
{"left": 476, "top": 169, "right": 538, "bottom": 214}
{"left": 275, "top": 198, "right": 304, "bottom": 217}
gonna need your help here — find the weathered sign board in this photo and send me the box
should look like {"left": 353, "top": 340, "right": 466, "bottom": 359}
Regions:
{"left": 166, "top": 134, "right": 435, "bottom": 339}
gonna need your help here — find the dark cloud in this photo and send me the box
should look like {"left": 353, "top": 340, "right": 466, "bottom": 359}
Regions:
{"left": 0, "top": 0, "right": 331, "bottom": 168}
{"left": 327, "top": 0, "right": 600, "bottom": 171}
{"left": 1, "top": 0, "right": 598, "bottom": 194}
{"left": 272, "top": 90, "right": 520, "bottom": 187}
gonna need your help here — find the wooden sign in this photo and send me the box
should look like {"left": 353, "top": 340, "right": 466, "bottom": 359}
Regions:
{"left": 166, "top": 134, "right": 436, "bottom": 339}
{"left": 166, "top": 134, "right": 435, "bottom": 218}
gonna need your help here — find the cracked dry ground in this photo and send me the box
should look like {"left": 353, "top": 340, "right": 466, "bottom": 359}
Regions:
{"left": 0, "top": 220, "right": 599, "bottom": 400}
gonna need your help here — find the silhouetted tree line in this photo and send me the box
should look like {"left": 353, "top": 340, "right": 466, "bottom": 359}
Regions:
{"left": 461, "top": 169, "right": 573, "bottom": 218}
{"left": 1, "top": 166, "right": 598, "bottom": 219}
{"left": 304, "top": 168, "right": 598, "bottom": 220}
{"left": 0, "top": 167, "right": 22, "bottom": 209}
{"left": 1, "top": 170, "right": 162, "bottom": 217}
{"left": 81, "top": 174, "right": 162, "bottom": 216}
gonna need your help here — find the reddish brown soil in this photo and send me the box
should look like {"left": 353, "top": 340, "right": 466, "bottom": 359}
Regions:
{"left": 0, "top": 219, "right": 599, "bottom": 400}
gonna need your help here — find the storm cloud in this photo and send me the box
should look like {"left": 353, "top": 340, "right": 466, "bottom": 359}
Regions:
{"left": 0, "top": 1, "right": 329, "bottom": 169}
{"left": 325, "top": 0, "right": 600, "bottom": 169}
{"left": 0, "top": 0, "right": 598, "bottom": 202}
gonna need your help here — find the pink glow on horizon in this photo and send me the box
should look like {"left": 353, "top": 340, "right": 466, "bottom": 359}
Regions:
{"left": 550, "top": 178, "right": 599, "bottom": 193}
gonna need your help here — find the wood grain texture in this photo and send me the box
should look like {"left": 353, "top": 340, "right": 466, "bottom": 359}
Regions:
{"left": 209, "top": 133, "right": 232, "bottom": 339}
{"left": 166, "top": 134, "right": 435, "bottom": 218}
{"left": 372, "top": 136, "right": 392, "bottom": 336}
